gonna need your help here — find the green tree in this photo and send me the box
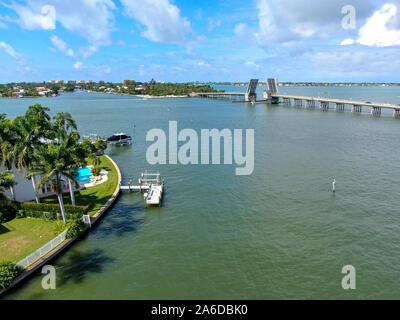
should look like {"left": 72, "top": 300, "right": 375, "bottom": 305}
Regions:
{"left": 27, "top": 138, "right": 80, "bottom": 223}
{"left": 53, "top": 113, "right": 86, "bottom": 206}
{"left": 53, "top": 112, "right": 77, "bottom": 133}
{"left": 12, "top": 105, "right": 52, "bottom": 203}
{"left": 94, "top": 139, "right": 107, "bottom": 154}
{"left": 0, "top": 171, "right": 17, "bottom": 224}
{"left": 0, "top": 114, "right": 17, "bottom": 200}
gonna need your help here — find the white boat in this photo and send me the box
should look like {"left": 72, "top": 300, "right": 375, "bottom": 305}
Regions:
{"left": 145, "top": 185, "right": 164, "bottom": 207}
{"left": 107, "top": 133, "right": 132, "bottom": 146}
{"left": 138, "top": 172, "right": 164, "bottom": 207}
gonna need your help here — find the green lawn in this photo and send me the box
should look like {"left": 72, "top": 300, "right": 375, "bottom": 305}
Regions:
{"left": 0, "top": 218, "right": 57, "bottom": 263}
{"left": 41, "top": 155, "right": 119, "bottom": 216}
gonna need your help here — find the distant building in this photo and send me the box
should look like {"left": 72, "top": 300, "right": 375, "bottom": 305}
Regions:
{"left": 87, "top": 80, "right": 93, "bottom": 84}
{"left": 67, "top": 80, "right": 76, "bottom": 84}
{"left": 78, "top": 80, "right": 85, "bottom": 84}
{"left": 56, "top": 80, "right": 64, "bottom": 84}
{"left": 123, "top": 80, "right": 135, "bottom": 85}
{"left": 48, "top": 80, "right": 55, "bottom": 84}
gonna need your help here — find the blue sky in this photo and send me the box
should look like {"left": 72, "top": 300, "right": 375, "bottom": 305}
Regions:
{"left": 1, "top": 0, "right": 400, "bottom": 83}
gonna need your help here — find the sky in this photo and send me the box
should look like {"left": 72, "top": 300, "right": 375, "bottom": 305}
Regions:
{"left": 1, "top": 0, "right": 400, "bottom": 83}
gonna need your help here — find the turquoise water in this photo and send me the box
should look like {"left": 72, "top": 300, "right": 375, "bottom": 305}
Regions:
{"left": 1, "top": 86, "right": 400, "bottom": 299}
{"left": 72, "top": 167, "right": 93, "bottom": 183}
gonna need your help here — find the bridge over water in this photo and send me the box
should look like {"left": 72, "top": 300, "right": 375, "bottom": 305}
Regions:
{"left": 192, "top": 78, "right": 400, "bottom": 118}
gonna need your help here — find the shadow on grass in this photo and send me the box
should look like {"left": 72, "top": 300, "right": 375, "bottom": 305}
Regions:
{"left": 56, "top": 248, "right": 115, "bottom": 286}
{"left": 42, "top": 192, "right": 112, "bottom": 212}
{"left": 0, "top": 224, "right": 10, "bottom": 235}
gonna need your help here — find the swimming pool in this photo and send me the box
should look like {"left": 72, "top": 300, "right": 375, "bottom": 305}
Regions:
{"left": 73, "top": 167, "right": 93, "bottom": 183}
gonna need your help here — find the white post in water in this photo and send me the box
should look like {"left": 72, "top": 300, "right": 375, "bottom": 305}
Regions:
{"left": 332, "top": 178, "right": 336, "bottom": 193}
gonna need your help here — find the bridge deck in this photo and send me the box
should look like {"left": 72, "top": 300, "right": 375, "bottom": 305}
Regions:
{"left": 273, "top": 94, "right": 400, "bottom": 110}
{"left": 194, "top": 92, "right": 246, "bottom": 96}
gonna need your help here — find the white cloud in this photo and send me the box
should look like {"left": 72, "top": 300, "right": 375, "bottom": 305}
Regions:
{"left": 50, "top": 35, "right": 75, "bottom": 57}
{"left": 341, "top": 38, "right": 355, "bottom": 45}
{"left": 254, "top": 0, "right": 374, "bottom": 43}
{"left": 208, "top": 18, "right": 221, "bottom": 32}
{"left": 0, "top": 20, "right": 7, "bottom": 29}
{"left": 2, "top": 0, "right": 116, "bottom": 46}
{"left": 197, "top": 61, "right": 210, "bottom": 67}
{"left": 234, "top": 22, "right": 249, "bottom": 37}
{"left": 357, "top": 4, "right": 400, "bottom": 47}
{"left": 0, "top": 41, "right": 26, "bottom": 64}
{"left": 245, "top": 61, "right": 259, "bottom": 68}
{"left": 79, "top": 46, "right": 99, "bottom": 59}
{"left": 73, "top": 61, "right": 83, "bottom": 70}
{"left": 121, "top": 0, "right": 191, "bottom": 44}
{"left": 1, "top": 2, "right": 56, "bottom": 30}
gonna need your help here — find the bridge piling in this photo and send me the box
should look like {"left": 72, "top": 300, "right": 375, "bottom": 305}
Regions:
{"left": 393, "top": 109, "right": 400, "bottom": 118}
{"left": 352, "top": 105, "right": 362, "bottom": 113}
{"left": 294, "top": 98, "right": 303, "bottom": 108}
{"left": 306, "top": 100, "right": 316, "bottom": 108}
{"left": 371, "top": 106, "right": 382, "bottom": 116}
{"left": 335, "top": 103, "right": 345, "bottom": 111}
{"left": 320, "top": 101, "right": 329, "bottom": 110}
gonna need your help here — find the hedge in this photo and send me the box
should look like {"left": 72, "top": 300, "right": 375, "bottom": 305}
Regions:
{"left": 18, "top": 202, "right": 89, "bottom": 221}
{"left": 0, "top": 261, "right": 22, "bottom": 289}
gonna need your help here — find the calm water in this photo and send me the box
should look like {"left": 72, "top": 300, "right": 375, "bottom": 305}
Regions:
{"left": 2, "top": 86, "right": 400, "bottom": 299}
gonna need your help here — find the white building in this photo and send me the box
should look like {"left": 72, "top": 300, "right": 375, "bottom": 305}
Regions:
{"left": 1, "top": 166, "right": 69, "bottom": 202}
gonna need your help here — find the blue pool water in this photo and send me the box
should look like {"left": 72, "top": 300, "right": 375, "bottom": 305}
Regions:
{"left": 73, "top": 167, "right": 92, "bottom": 183}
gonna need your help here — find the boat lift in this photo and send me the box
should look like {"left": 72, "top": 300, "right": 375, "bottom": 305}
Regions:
{"left": 120, "top": 172, "right": 165, "bottom": 207}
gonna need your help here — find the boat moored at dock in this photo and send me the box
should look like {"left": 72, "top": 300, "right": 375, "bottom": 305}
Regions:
{"left": 120, "top": 172, "right": 165, "bottom": 207}
{"left": 107, "top": 133, "right": 132, "bottom": 146}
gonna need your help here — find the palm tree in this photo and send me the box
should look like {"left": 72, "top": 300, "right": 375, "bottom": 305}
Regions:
{"left": 53, "top": 116, "right": 86, "bottom": 206}
{"left": 27, "top": 140, "right": 80, "bottom": 223}
{"left": 12, "top": 105, "right": 52, "bottom": 203}
{"left": 0, "top": 114, "right": 17, "bottom": 200}
{"left": 53, "top": 112, "right": 77, "bottom": 133}
{"left": 0, "top": 171, "right": 17, "bottom": 224}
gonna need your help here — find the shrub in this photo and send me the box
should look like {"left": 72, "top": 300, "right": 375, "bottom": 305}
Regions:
{"left": 52, "top": 221, "right": 67, "bottom": 236}
{"left": 88, "top": 153, "right": 101, "bottom": 166}
{"left": 18, "top": 202, "right": 89, "bottom": 221}
{"left": 91, "top": 165, "right": 102, "bottom": 177}
{"left": 0, "top": 197, "right": 17, "bottom": 224}
{"left": 94, "top": 139, "right": 107, "bottom": 154}
{"left": 66, "top": 219, "right": 85, "bottom": 239}
{"left": 0, "top": 261, "right": 23, "bottom": 289}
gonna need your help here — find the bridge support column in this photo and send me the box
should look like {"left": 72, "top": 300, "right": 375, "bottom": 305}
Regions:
{"left": 371, "top": 106, "right": 381, "bottom": 116}
{"left": 335, "top": 103, "right": 345, "bottom": 111}
{"left": 306, "top": 100, "right": 316, "bottom": 108}
{"left": 283, "top": 97, "right": 291, "bottom": 105}
{"left": 245, "top": 93, "right": 257, "bottom": 103}
{"left": 393, "top": 109, "right": 400, "bottom": 118}
{"left": 294, "top": 99, "right": 303, "bottom": 108}
{"left": 352, "top": 105, "right": 362, "bottom": 113}
{"left": 319, "top": 101, "right": 329, "bottom": 110}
